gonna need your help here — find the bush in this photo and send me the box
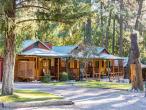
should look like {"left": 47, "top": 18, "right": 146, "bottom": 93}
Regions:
{"left": 141, "top": 57, "right": 146, "bottom": 64}
{"left": 41, "top": 74, "right": 51, "bottom": 83}
{"left": 59, "top": 72, "right": 68, "bottom": 81}
{"left": 68, "top": 72, "right": 73, "bottom": 80}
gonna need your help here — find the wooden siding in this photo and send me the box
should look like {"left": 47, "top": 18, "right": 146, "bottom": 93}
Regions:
{"left": 15, "top": 55, "right": 60, "bottom": 81}
{"left": 15, "top": 61, "right": 35, "bottom": 81}
{"left": 15, "top": 56, "right": 36, "bottom": 81}
{"left": 15, "top": 55, "right": 125, "bottom": 81}
{"left": 23, "top": 41, "right": 49, "bottom": 52}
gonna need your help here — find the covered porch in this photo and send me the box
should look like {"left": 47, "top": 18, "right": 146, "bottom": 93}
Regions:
{"left": 67, "top": 53, "right": 125, "bottom": 81}
{"left": 15, "top": 48, "right": 68, "bottom": 81}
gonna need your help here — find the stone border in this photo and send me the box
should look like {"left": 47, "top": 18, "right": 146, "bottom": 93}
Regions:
{"left": 0, "top": 100, "right": 74, "bottom": 108}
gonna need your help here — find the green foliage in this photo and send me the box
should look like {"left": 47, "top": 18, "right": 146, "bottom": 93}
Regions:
{"left": 68, "top": 72, "right": 74, "bottom": 80}
{"left": 0, "top": 0, "right": 146, "bottom": 57}
{"left": 141, "top": 57, "right": 146, "bottom": 64}
{"left": 41, "top": 74, "right": 51, "bottom": 83}
{"left": 59, "top": 72, "right": 69, "bottom": 81}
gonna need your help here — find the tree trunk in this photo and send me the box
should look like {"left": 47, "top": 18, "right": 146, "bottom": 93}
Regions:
{"left": 135, "top": 0, "right": 143, "bottom": 30}
{"left": 105, "top": 10, "right": 112, "bottom": 49}
{"left": 130, "top": 33, "right": 143, "bottom": 91}
{"left": 112, "top": 0, "right": 116, "bottom": 55}
{"left": 125, "top": 0, "right": 144, "bottom": 79}
{"left": 112, "top": 16, "right": 116, "bottom": 55}
{"left": 85, "top": 18, "right": 92, "bottom": 45}
{"left": 119, "top": 0, "right": 123, "bottom": 56}
{"left": 100, "top": 1, "right": 104, "bottom": 47}
{"left": 2, "top": 0, "right": 16, "bottom": 95}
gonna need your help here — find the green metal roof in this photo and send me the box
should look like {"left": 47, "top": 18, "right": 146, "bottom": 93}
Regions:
{"left": 52, "top": 46, "right": 106, "bottom": 55}
{"left": 52, "top": 46, "right": 77, "bottom": 54}
{"left": 20, "top": 48, "right": 69, "bottom": 57}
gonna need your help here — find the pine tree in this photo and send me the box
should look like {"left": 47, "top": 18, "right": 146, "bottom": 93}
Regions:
{"left": 0, "top": 0, "right": 91, "bottom": 95}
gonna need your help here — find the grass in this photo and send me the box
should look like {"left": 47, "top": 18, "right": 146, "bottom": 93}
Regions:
{"left": 0, "top": 89, "right": 61, "bottom": 103}
{"left": 43, "top": 80, "right": 131, "bottom": 90}
{"left": 46, "top": 81, "right": 66, "bottom": 86}
{"left": 75, "top": 80, "right": 131, "bottom": 90}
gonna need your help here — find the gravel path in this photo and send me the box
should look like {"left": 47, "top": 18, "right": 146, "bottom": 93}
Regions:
{"left": 1, "top": 82, "right": 146, "bottom": 110}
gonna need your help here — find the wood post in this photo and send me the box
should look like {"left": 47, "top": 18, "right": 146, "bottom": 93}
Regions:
{"left": 112, "top": 60, "right": 115, "bottom": 74}
{"left": 57, "top": 58, "right": 60, "bottom": 80}
{"left": 92, "top": 59, "right": 94, "bottom": 78}
{"left": 77, "top": 60, "right": 80, "bottom": 80}
{"left": 122, "top": 60, "right": 124, "bottom": 77}
{"left": 99, "top": 60, "right": 101, "bottom": 80}
{"left": 35, "top": 57, "right": 38, "bottom": 80}
{"left": 37, "top": 57, "right": 40, "bottom": 80}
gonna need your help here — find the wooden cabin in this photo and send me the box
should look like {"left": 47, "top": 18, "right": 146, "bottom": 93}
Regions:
{"left": 15, "top": 55, "right": 62, "bottom": 81}
{"left": 15, "top": 40, "right": 67, "bottom": 81}
{"left": 62, "top": 58, "right": 124, "bottom": 81}
{"left": 53, "top": 43, "right": 125, "bottom": 81}
{"left": 15, "top": 40, "right": 125, "bottom": 81}
{"left": 68, "top": 43, "right": 124, "bottom": 80}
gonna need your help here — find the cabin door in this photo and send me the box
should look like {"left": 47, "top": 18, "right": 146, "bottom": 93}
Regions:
{"left": 50, "top": 58, "right": 59, "bottom": 80}
{"left": 41, "top": 59, "right": 51, "bottom": 76}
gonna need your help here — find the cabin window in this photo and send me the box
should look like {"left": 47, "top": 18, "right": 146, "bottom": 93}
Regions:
{"left": 69, "top": 60, "right": 74, "bottom": 68}
{"left": 61, "top": 60, "right": 65, "bottom": 67}
{"left": 102, "top": 61, "right": 104, "bottom": 67}
{"left": 74, "top": 60, "right": 78, "bottom": 68}
{"left": 42, "top": 60, "right": 49, "bottom": 67}
{"left": 51, "top": 59, "right": 54, "bottom": 66}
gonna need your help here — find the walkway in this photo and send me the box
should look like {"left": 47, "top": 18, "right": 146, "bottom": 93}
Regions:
{"left": 1, "top": 82, "right": 146, "bottom": 110}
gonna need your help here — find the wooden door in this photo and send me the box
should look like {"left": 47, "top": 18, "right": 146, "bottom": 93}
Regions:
{"left": 16, "top": 61, "right": 35, "bottom": 80}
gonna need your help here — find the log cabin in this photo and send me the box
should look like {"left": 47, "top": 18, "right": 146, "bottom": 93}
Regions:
{"left": 15, "top": 40, "right": 125, "bottom": 81}
{"left": 15, "top": 40, "right": 68, "bottom": 81}
{"left": 52, "top": 43, "right": 124, "bottom": 80}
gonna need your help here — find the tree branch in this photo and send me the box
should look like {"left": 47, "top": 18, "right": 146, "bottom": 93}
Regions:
{"left": 16, "top": 18, "right": 72, "bottom": 24}
{"left": 16, "top": 5, "right": 50, "bottom": 11}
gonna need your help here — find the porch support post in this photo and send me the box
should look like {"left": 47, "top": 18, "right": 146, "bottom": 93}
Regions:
{"left": 77, "top": 60, "right": 80, "bottom": 80}
{"left": 118, "top": 60, "right": 120, "bottom": 81}
{"left": 122, "top": 60, "right": 124, "bottom": 77}
{"left": 35, "top": 56, "right": 38, "bottom": 80}
{"left": 92, "top": 59, "right": 94, "bottom": 78}
{"left": 112, "top": 60, "right": 115, "bottom": 74}
{"left": 99, "top": 60, "right": 102, "bottom": 80}
{"left": 108, "top": 60, "right": 111, "bottom": 81}
{"left": 57, "top": 58, "right": 60, "bottom": 80}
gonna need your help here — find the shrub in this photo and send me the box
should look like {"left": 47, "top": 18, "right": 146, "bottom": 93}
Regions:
{"left": 59, "top": 72, "right": 68, "bottom": 81}
{"left": 141, "top": 57, "right": 146, "bottom": 64}
{"left": 68, "top": 72, "right": 73, "bottom": 80}
{"left": 41, "top": 74, "right": 51, "bottom": 83}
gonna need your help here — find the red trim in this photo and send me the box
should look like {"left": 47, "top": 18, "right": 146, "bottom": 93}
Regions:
{"left": 23, "top": 41, "right": 50, "bottom": 52}
{"left": 100, "top": 49, "right": 109, "bottom": 54}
